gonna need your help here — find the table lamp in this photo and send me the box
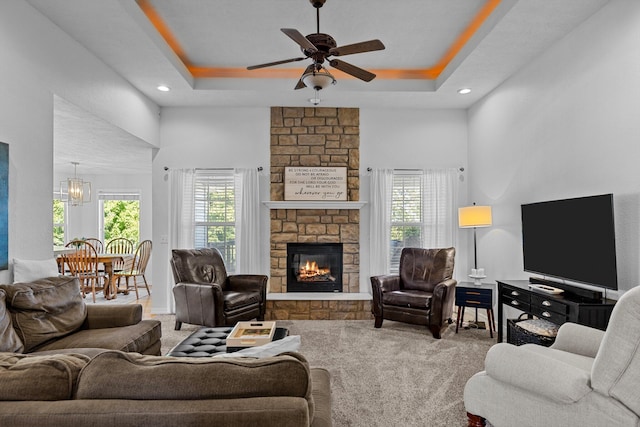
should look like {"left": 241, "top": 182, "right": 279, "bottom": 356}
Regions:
{"left": 458, "top": 204, "right": 492, "bottom": 285}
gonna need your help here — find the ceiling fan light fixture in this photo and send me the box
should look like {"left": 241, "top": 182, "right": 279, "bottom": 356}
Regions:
{"left": 301, "top": 68, "right": 336, "bottom": 91}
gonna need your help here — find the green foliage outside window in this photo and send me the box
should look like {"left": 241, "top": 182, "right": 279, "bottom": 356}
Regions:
{"left": 53, "top": 199, "right": 65, "bottom": 246}
{"left": 390, "top": 173, "right": 423, "bottom": 271}
{"left": 194, "top": 174, "right": 236, "bottom": 271}
{"left": 103, "top": 200, "right": 139, "bottom": 244}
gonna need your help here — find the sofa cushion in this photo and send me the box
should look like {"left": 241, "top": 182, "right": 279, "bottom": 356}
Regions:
{"left": 0, "top": 352, "right": 91, "bottom": 400}
{"left": 0, "top": 290, "right": 24, "bottom": 353}
{"left": 0, "top": 277, "right": 87, "bottom": 352}
{"left": 76, "top": 350, "right": 314, "bottom": 411}
{"left": 34, "top": 320, "right": 161, "bottom": 355}
{"left": 12, "top": 258, "right": 60, "bottom": 283}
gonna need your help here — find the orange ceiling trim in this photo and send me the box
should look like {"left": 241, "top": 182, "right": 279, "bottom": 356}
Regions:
{"left": 190, "top": 67, "right": 440, "bottom": 80}
{"left": 429, "top": 0, "right": 501, "bottom": 77}
{"left": 139, "top": 0, "right": 500, "bottom": 81}
{"left": 137, "top": 0, "right": 192, "bottom": 67}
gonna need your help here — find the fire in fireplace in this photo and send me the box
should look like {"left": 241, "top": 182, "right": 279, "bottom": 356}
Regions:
{"left": 287, "top": 243, "right": 343, "bottom": 292}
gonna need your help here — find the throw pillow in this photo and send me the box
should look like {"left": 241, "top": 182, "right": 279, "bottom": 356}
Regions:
{"left": 0, "top": 277, "right": 87, "bottom": 352}
{"left": 0, "top": 290, "right": 24, "bottom": 353}
{"left": 12, "top": 258, "right": 60, "bottom": 284}
{"left": 0, "top": 352, "right": 91, "bottom": 400}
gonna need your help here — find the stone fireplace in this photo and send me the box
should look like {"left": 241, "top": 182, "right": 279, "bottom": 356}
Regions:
{"left": 265, "top": 106, "right": 372, "bottom": 320}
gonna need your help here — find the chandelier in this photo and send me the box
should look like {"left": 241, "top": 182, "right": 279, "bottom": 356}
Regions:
{"left": 61, "top": 162, "right": 91, "bottom": 206}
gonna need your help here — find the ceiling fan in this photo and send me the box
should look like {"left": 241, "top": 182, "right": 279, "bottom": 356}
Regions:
{"left": 246, "top": 0, "right": 385, "bottom": 93}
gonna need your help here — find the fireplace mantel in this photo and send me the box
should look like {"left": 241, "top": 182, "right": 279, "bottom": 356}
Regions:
{"left": 267, "top": 292, "right": 372, "bottom": 301}
{"left": 263, "top": 201, "right": 366, "bottom": 210}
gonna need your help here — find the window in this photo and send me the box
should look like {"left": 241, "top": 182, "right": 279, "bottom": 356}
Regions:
{"left": 194, "top": 171, "right": 236, "bottom": 272}
{"left": 53, "top": 192, "right": 66, "bottom": 246}
{"left": 99, "top": 192, "right": 140, "bottom": 244}
{"left": 388, "top": 169, "right": 457, "bottom": 273}
{"left": 390, "top": 172, "right": 423, "bottom": 272}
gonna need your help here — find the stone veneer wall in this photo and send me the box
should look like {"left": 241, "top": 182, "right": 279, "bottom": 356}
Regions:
{"left": 267, "top": 106, "right": 372, "bottom": 320}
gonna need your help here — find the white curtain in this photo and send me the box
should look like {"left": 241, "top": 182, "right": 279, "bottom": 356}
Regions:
{"left": 369, "top": 169, "right": 393, "bottom": 276}
{"left": 167, "top": 168, "right": 195, "bottom": 312}
{"left": 168, "top": 169, "right": 196, "bottom": 250}
{"left": 370, "top": 168, "right": 457, "bottom": 276}
{"left": 421, "top": 168, "right": 458, "bottom": 248}
{"left": 235, "top": 168, "right": 261, "bottom": 273}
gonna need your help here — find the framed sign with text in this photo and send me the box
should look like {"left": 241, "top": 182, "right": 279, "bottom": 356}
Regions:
{"left": 284, "top": 167, "right": 347, "bottom": 201}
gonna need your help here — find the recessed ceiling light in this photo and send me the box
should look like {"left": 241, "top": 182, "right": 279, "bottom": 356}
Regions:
{"left": 157, "top": 85, "right": 171, "bottom": 92}
{"left": 457, "top": 88, "right": 471, "bottom": 95}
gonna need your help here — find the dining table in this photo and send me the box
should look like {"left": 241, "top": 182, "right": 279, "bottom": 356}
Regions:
{"left": 97, "top": 253, "right": 133, "bottom": 300}
{"left": 57, "top": 252, "right": 133, "bottom": 300}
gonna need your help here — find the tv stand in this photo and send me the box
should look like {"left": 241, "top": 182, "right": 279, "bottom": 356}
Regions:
{"left": 528, "top": 277, "right": 603, "bottom": 302}
{"left": 497, "top": 280, "right": 616, "bottom": 343}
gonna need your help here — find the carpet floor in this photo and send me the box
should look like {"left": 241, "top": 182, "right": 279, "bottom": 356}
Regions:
{"left": 154, "top": 316, "right": 493, "bottom": 427}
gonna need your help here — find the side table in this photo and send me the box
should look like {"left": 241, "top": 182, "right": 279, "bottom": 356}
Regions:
{"left": 455, "top": 282, "right": 496, "bottom": 338}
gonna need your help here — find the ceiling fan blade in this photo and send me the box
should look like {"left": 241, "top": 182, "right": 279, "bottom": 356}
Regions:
{"left": 329, "top": 59, "right": 376, "bottom": 82}
{"left": 281, "top": 28, "right": 318, "bottom": 54}
{"left": 295, "top": 64, "right": 316, "bottom": 90}
{"left": 247, "top": 57, "right": 306, "bottom": 70}
{"left": 329, "top": 39, "right": 385, "bottom": 57}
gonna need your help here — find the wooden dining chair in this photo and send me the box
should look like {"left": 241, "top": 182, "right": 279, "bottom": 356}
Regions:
{"left": 83, "top": 238, "right": 105, "bottom": 275}
{"left": 105, "top": 238, "right": 134, "bottom": 272}
{"left": 115, "top": 240, "right": 152, "bottom": 299}
{"left": 83, "top": 238, "right": 104, "bottom": 253}
{"left": 63, "top": 240, "right": 106, "bottom": 303}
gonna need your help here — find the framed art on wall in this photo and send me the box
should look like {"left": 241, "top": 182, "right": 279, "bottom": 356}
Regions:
{"left": 284, "top": 167, "right": 347, "bottom": 201}
{"left": 0, "top": 142, "right": 7, "bottom": 270}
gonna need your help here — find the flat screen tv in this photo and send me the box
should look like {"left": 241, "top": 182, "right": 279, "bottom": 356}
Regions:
{"left": 521, "top": 194, "right": 618, "bottom": 290}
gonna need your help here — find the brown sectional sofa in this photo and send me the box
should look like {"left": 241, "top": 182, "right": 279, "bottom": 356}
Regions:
{"left": 0, "top": 276, "right": 332, "bottom": 426}
{"left": 0, "top": 350, "right": 331, "bottom": 427}
{"left": 0, "top": 276, "right": 161, "bottom": 355}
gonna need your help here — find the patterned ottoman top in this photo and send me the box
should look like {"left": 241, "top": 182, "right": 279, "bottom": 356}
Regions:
{"left": 166, "top": 326, "right": 289, "bottom": 357}
{"left": 167, "top": 327, "right": 234, "bottom": 357}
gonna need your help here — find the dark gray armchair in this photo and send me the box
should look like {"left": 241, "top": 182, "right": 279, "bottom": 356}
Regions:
{"left": 170, "top": 248, "right": 267, "bottom": 330}
{"left": 370, "top": 247, "right": 457, "bottom": 339}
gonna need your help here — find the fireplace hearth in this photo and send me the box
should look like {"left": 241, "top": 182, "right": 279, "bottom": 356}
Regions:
{"left": 287, "top": 243, "right": 343, "bottom": 292}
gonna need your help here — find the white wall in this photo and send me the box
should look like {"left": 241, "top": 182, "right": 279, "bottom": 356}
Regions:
{"left": 152, "top": 106, "right": 468, "bottom": 313}
{"left": 468, "top": 0, "right": 640, "bottom": 295}
{"left": 152, "top": 107, "right": 271, "bottom": 313}
{"left": 0, "top": 0, "right": 159, "bottom": 284}
{"left": 54, "top": 172, "right": 153, "bottom": 243}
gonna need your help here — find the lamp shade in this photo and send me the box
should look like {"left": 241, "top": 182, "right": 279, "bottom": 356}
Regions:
{"left": 458, "top": 205, "right": 492, "bottom": 228}
{"left": 302, "top": 69, "right": 336, "bottom": 90}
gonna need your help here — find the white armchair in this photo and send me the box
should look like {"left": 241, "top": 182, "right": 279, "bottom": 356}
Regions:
{"left": 464, "top": 285, "right": 640, "bottom": 427}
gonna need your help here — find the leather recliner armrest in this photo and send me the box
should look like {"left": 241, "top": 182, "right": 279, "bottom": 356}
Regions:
{"left": 370, "top": 275, "right": 400, "bottom": 318}
{"left": 84, "top": 304, "right": 142, "bottom": 329}
{"left": 227, "top": 274, "right": 268, "bottom": 292}
{"left": 370, "top": 275, "right": 400, "bottom": 293}
{"left": 173, "top": 282, "right": 225, "bottom": 326}
{"left": 428, "top": 279, "right": 457, "bottom": 325}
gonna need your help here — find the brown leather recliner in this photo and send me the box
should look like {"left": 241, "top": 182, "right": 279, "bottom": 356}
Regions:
{"left": 370, "top": 247, "right": 457, "bottom": 339}
{"left": 170, "top": 248, "right": 267, "bottom": 330}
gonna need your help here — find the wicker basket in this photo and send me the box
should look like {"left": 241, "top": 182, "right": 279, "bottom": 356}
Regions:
{"left": 507, "top": 316, "right": 557, "bottom": 347}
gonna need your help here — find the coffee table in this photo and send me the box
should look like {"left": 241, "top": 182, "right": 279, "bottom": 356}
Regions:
{"left": 166, "top": 326, "right": 289, "bottom": 357}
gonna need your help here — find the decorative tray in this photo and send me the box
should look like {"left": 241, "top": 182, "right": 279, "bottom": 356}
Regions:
{"left": 227, "top": 321, "right": 277, "bottom": 348}
{"left": 528, "top": 284, "right": 564, "bottom": 295}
